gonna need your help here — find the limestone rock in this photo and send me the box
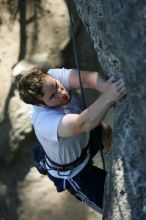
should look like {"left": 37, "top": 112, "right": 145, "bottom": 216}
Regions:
{"left": 74, "top": 0, "right": 146, "bottom": 219}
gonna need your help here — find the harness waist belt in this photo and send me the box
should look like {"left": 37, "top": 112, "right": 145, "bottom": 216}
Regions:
{"left": 45, "top": 144, "right": 89, "bottom": 171}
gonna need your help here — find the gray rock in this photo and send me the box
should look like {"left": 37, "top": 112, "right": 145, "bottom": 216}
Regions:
{"left": 74, "top": 0, "right": 146, "bottom": 219}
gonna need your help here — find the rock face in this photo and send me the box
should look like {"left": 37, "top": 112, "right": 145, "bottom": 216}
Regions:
{"left": 74, "top": 0, "right": 146, "bottom": 219}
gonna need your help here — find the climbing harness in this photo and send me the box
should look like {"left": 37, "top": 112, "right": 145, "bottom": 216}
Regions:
{"left": 45, "top": 145, "right": 89, "bottom": 172}
{"left": 67, "top": 0, "right": 105, "bottom": 170}
{"left": 33, "top": 143, "right": 90, "bottom": 177}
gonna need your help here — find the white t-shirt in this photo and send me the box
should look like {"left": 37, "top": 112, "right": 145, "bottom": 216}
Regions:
{"left": 29, "top": 68, "right": 90, "bottom": 179}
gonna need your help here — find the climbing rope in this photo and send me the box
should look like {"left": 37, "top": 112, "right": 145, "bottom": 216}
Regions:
{"left": 67, "top": 1, "right": 105, "bottom": 170}
{"left": 67, "top": 0, "right": 86, "bottom": 109}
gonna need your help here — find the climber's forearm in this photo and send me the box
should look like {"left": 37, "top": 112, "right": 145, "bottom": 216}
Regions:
{"left": 69, "top": 69, "right": 106, "bottom": 93}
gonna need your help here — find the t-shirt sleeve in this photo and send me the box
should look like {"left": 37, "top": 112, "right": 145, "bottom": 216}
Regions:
{"left": 35, "top": 111, "right": 64, "bottom": 142}
{"left": 48, "top": 68, "right": 72, "bottom": 89}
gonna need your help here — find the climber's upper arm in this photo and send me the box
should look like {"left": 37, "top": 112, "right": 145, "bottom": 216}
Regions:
{"left": 57, "top": 114, "right": 87, "bottom": 138}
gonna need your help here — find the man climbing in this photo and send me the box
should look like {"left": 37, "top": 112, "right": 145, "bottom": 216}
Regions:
{"left": 18, "top": 67, "right": 126, "bottom": 214}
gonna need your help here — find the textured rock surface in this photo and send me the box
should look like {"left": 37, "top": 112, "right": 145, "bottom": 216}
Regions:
{"left": 74, "top": 0, "right": 146, "bottom": 219}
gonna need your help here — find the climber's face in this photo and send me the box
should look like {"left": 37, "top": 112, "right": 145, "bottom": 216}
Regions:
{"left": 39, "top": 75, "right": 70, "bottom": 108}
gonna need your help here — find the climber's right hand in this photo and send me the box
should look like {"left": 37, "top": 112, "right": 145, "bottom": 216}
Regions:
{"left": 104, "top": 76, "right": 126, "bottom": 102}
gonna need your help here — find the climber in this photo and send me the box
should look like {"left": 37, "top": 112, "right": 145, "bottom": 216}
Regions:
{"left": 18, "top": 67, "right": 126, "bottom": 213}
